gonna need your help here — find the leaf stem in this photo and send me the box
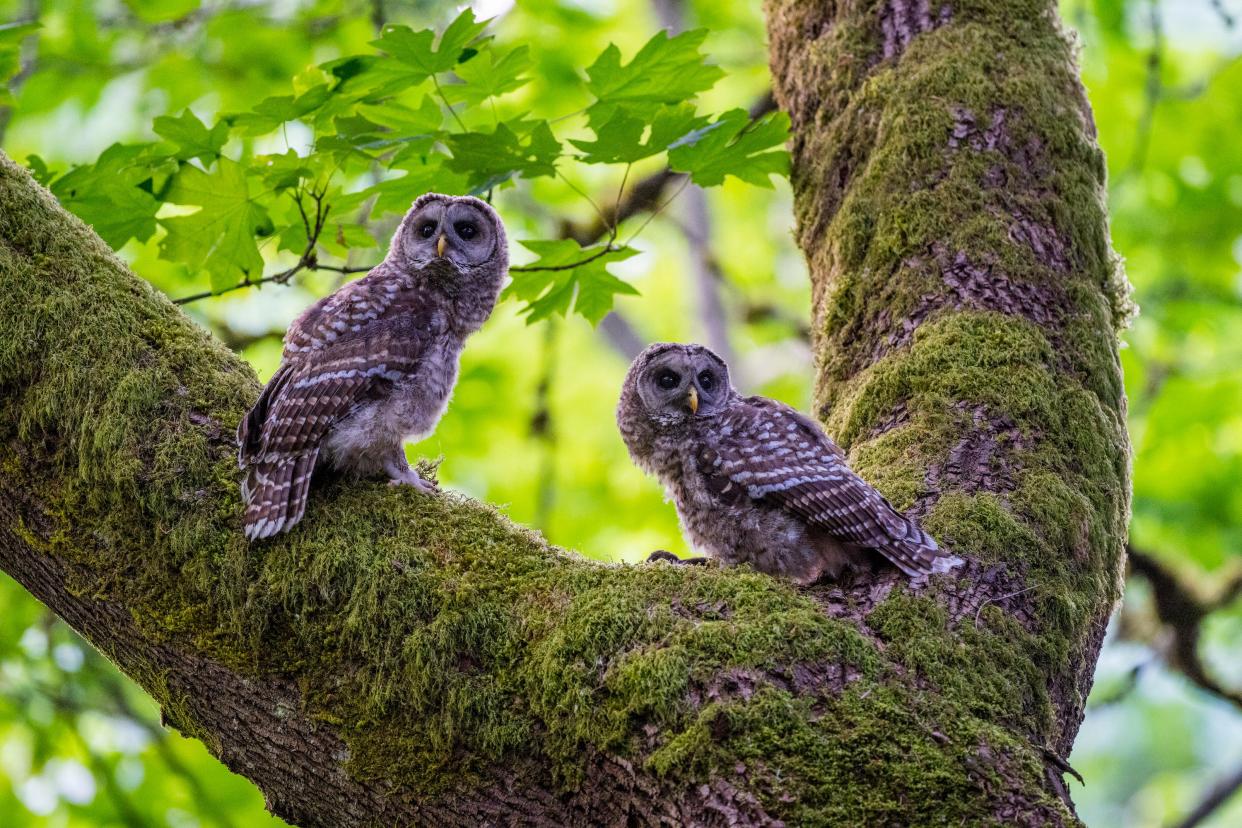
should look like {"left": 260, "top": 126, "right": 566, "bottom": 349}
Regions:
{"left": 173, "top": 186, "right": 371, "bottom": 305}
{"left": 510, "top": 244, "right": 617, "bottom": 274}
{"left": 557, "top": 169, "right": 613, "bottom": 240}
{"left": 622, "top": 175, "right": 689, "bottom": 246}
{"left": 433, "top": 74, "right": 469, "bottom": 132}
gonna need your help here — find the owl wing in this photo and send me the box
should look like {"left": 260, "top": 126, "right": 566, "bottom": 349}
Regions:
{"left": 697, "top": 397, "right": 961, "bottom": 577}
{"left": 281, "top": 264, "right": 413, "bottom": 358}
{"left": 254, "top": 317, "right": 429, "bottom": 459}
{"left": 237, "top": 307, "right": 431, "bottom": 540}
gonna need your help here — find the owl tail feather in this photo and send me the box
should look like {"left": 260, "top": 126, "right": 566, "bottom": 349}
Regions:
{"left": 879, "top": 516, "right": 964, "bottom": 579}
{"left": 241, "top": 450, "right": 319, "bottom": 541}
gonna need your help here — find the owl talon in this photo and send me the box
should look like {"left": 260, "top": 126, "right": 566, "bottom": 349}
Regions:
{"left": 646, "top": 550, "right": 708, "bottom": 566}
{"left": 386, "top": 467, "right": 436, "bottom": 493}
{"left": 388, "top": 477, "right": 435, "bottom": 493}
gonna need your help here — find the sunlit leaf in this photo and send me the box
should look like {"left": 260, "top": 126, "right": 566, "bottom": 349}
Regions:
{"left": 251, "top": 150, "right": 316, "bottom": 192}
{"left": 584, "top": 29, "right": 724, "bottom": 126}
{"left": 446, "top": 121, "right": 560, "bottom": 190}
{"left": 160, "top": 158, "right": 272, "bottom": 292}
{"left": 570, "top": 103, "right": 706, "bottom": 164}
{"left": 49, "top": 143, "right": 161, "bottom": 248}
{"left": 370, "top": 9, "right": 489, "bottom": 81}
{"left": 229, "top": 84, "right": 332, "bottom": 136}
{"left": 153, "top": 109, "right": 230, "bottom": 162}
{"left": 507, "top": 239, "right": 639, "bottom": 324}
{"left": 449, "top": 44, "right": 530, "bottom": 104}
{"left": 365, "top": 154, "right": 471, "bottom": 216}
{"left": 668, "top": 108, "right": 790, "bottom": 188}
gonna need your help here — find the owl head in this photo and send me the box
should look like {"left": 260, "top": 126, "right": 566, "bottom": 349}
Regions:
{"left": 619, "top": 342, "right": 735, "bottom": 434}
{"left": 390, "top": 193, "right": 509, "bottom": 275}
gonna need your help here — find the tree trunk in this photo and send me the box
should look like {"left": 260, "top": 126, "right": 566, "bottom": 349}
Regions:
{"left": 0, "top": 1, "right": 1128, "bottom": 822}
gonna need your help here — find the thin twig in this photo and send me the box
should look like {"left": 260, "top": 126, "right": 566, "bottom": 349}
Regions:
{"left": 557, "top": 169, "right": 614, "bottom": 242}
{"left": 510, "top": 175, "right": 693, "bottom": 276}
{"left": 1035, "top": 743, "right": 1085, "bottom": 786}
{"left": 173, "top": 188, "right": 371, "bottom": 304}
{"left": 1172, "top": 760, "right": 1242, "bottom": 828}
{"left": 622, "top": 176, "right": 690, "bottom": 246}
{"left": 509, "top": 244, "right": 618, "bottom": 274}
{"left": 974, "top": 586, "right": 1036, "bottom": 628}
{"left": 615, "top": 162, "right": 632, "bottom": 232}
{"left": 1208, "top": 0, "right": 1236, "bottom": 29}
{"left": 1128, "top": 545, "right": 1242, "bottom": 712}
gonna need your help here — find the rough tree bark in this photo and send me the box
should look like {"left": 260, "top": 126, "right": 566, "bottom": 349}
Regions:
{"left": 0, "top": 0, "right": 1128, "bottom": 824}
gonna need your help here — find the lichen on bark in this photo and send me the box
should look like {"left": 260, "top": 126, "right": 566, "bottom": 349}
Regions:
{"left": 0, "top": 0, "right": 1130, "bottom": 822}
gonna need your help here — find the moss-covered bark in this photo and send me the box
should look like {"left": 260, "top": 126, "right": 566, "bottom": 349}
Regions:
{"left": 762, "top": 0, "right": 1130, "bottom": 820}
{"left": 0, "top": 1, "right": 1127, "bottom": 821}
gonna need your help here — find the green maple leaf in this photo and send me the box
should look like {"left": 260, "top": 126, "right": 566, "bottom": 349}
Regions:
{"left": 251, "top": 150, "right": 318, "bottom": 192}
{"left": 668, "top": 109, "right": 791, "bottom": 188}
{"left": 365, "top": 153, "right": 471, "bottom": 216}
{"left": 449, "top": 44, "right": 530, "bottom": 104}
{"left": 446, "top": 121, "right": 560, "bottom": 191}
{"left": 357, "top": 96, "right": 443, "bottom": 135}
{"left": 370, "top": 9, "right": 488, "bottom": 80}
{"left": 50, "top": 143, "right": 161, "bottom": 249}
{"left": 229, "top": 84, "right": 332, "bottom": 136}
{"left": 347, "top": 97, "right": 444, "bottom": 163}
{"left": 584, "top": 29, "right": 723, "bottom": 127}
{"left": 24, "top": 154, "right": 56, "bottom": 186}
{"left": 570, "top": 103, "right": 706, "bottom": 165}
{"left": 153, "top": 109, "right": 230, "bottom": 162}
{"left": 160, "top": 158, "right": 273, "bottom": 292}
{"left": 507, "top": 239, "right": 639, "bottom": 325}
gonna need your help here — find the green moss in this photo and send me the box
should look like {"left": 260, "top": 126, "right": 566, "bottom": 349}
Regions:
{"left": 0, "top": 0, "right": 1130, "bottom": 816}
{"left": 0, "top": 151, "right": 894, "bottom": 809}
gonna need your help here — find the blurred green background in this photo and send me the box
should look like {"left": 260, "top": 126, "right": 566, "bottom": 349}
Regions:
{"left": 0, "top": 0, "right": 1239, "bottom": 825}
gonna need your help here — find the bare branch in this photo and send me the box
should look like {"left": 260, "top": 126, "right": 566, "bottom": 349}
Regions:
{"left": 173, "top": 190, "right": 371, "bottom": 305}
{"left": 509, "top": 243, "right": 619, "bottom": 274}
{"left": 1173, "top": 760, "right": 1242, "bottom": 828}
{"left": 1127, "top": 545, "right": 1242, "bottom": 712}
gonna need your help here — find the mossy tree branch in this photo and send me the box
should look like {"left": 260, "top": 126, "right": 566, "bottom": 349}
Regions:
{"left": 0, "top": 0, "right": 1128, "bottom": 822}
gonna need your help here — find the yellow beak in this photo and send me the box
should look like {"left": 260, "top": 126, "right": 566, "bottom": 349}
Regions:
{"left": 687, "top": 386, "right": 699, "bottom": 415}
{"left": 436, "top": 234, "right": 447, "bottom": 257}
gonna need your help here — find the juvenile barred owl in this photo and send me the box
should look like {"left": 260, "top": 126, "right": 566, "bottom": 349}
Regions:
{"left": 616, "top": 343, "right": 963, "bottom": 584}
{"left": 237, "top": 193, "right": 508, "bottom": 540}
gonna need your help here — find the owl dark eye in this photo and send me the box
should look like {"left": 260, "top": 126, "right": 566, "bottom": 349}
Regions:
{"left": 697, "top": 371, "right": 715, "bottom": 391}
{"left": 419, "top": 222, "right": 437, "bottom": 238}
{"left": 454, "top": 221, "right": 478, "bottom": 240}
{"left": 656, "top": 369, "right": 679, "bottom": 390}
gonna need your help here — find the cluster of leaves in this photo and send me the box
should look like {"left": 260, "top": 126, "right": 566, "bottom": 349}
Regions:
{"left": 17, "top": 10, "right": 788, "bottom": 324}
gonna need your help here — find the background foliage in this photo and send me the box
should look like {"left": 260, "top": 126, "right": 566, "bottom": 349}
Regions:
{"left": 0, "top": 1, "right": 1239, "bottom": 825}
